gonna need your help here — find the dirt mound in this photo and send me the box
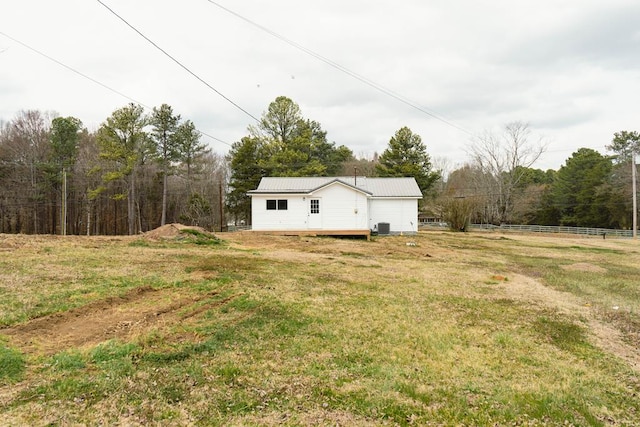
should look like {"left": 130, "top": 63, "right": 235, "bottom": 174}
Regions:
{"left": 144, "top": 223, "right": 211, "bottom": 240}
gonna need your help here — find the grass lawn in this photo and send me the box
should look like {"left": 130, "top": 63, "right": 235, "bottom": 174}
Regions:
{"left": 1, "top": 228, "right": 639, "bottom": 426}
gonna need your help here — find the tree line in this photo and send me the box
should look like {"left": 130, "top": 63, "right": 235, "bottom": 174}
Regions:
{"left": 0, "top": 96, "right": 438, "bottom": 235}
{"left": 436, "top": 126, "right": 640, "bottom": 231}
{"left": 2, "top": 94, "right": 638, "bottom": 235}
{"left": 0, "top": 104, "right": 222, "bottom": 235}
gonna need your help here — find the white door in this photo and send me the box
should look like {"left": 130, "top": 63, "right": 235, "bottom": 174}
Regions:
{"left": 308, "top": 198, "right": 322, "bottom": 229}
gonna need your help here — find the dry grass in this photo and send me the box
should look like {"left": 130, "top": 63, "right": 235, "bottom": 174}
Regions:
{"left": 1, "top": 229, "right": 639, "bottom": 425}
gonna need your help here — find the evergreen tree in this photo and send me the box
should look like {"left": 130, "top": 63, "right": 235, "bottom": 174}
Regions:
{"left": 375, "top": 126, "right": 440, "bottom": 196}
{"left": 252, "top": 95, "right": 301, "bottom": 145}
{"left": 250, "top": 97, "right": 352, "bottom": 177}
{"left": 552, "top": 148, "right": 612, "bottom": 227}
{"left": 96, "top": 103, "right": 149, "bottom": 235}
{"left": 227, "top": 96, "right": 354, "bottom": 224}
{"left": 50, "top": 117, "right": 82, "bottom": 169}
{"left": 150, "top": 104, "right": 180, "bottom": 226}
{"left": 608, "top": 130, "right": 640, "bottom": 160}
{"left": 226, "top": 136, "right": 264, "bottom": 224}
{"left": 298, "top": 120, "right": 353, "bottom": 176}
{"left": 174, "top": 119, "right": 208, "bottom": 191}
{"left": 47, "top": 116, "right": 82, "bottom": 234}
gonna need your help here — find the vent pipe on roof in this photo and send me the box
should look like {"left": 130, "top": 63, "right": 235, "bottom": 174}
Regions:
{"left": 354, "top": 167, "right": 358, "bottom": 187}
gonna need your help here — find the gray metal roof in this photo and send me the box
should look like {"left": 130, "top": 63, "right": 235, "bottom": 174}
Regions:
{"left": 249, "top": 176, "right": 422, "bottom": 198}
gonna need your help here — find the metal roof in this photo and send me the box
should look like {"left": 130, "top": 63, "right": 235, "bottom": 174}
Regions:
{"left": 248, "top": 176, "right": 422, "bottom": 198}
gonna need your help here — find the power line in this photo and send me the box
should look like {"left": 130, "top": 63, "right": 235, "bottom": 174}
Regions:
{"left": 0, "top": 30, "right": 145, "bottom": 107}
{"left": 0, "top": 31, "right": 232, "bottom": 147}
{"left": 204, "top": 0, "right": 473, "bottom": 136}
{"left": 198, "top": 130, "right": 232, "bottom": 147}
{"left": 96, "top": 0, "right": 259, "bottom": 123}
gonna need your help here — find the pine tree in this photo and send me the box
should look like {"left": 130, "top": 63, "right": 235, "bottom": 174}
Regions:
{"left": 150, "top": 104, "right": 180, "bottom": 226}
{"left": 375, "top": 126, "right": 440, "bottom": 196}
{"left": 96, "top": 103, "right": 149, "bottom": 235}
{"left": 226, "top": 136, "right": 264, "bottom": 224}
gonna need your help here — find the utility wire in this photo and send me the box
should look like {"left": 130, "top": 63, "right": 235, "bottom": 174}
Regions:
{"left": 198, "top": 130, "right": 231, "bottom": 146}
{"left": 96, "top": 0, "right": 259, "bottom": 123}
{"left": 0, "top": 30, "right": 145, "bottom": 107}
{"left": 0, "top": 30, "right": 231, "bottom": 147}
{"left": 204, "top": 0, "right": 473, "bottom": 136}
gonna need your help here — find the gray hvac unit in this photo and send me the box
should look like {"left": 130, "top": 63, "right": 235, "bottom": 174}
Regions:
{"left": 378, "top": 222, "right": 390, "bottom": 235}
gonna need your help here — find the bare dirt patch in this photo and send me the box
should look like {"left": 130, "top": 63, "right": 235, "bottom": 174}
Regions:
{"left": 224, "top": 231, "right": 438, "bottom": 262}
{"left": 1, "top": 286, "right": 237, "bottom": 357}
{"left": 234, "top": 409, "right": 379, "bottom": 427}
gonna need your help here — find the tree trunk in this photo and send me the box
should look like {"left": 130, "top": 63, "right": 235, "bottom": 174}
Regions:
{"left": 128, "top": 169, "right": 136, "bottom": 235}
{"left": 161, "top": 168, "right": 168, "bottom": 226}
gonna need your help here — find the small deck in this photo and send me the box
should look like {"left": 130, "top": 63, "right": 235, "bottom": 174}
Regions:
{"left": 250, "top": 229, "right": 371, "bottom": 239}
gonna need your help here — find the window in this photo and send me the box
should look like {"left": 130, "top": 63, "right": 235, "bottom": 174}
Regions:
{"left": 310, "top": 199, "right": 320, "bottom": 214}
{"left": 266, "top": 199, "right": 288, "bottom": 210}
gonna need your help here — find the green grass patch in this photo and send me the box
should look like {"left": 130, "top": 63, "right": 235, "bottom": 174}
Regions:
{"left": 185, "top": 254, "right": 275, "bottom": 277}
{"left": 128, "top": 239, "right": 151, "bottom": 247}
{"left": 179, "top": 228, "right": 222, "bottom": 245}
{"left": 567, "top": 245, "right": 624, "bottom": 255}
{"left": 0, "top": 343, "right": 25, "bottom": 383}
{"left": 48, "top": 350, "right": 86, "bottom": 372}
{"left": 28, "top": 377, "right": 100, "bottom": 403}
{"left": 533, "top": 316, "right": 590, "bottom": 353}
{"left": 91, "top": 340, "right": 139, "bottom": 363}
{"left": 339, "top": 251, "right": 366, "bottom": 258}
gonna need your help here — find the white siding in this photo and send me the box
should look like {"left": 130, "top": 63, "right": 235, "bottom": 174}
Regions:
{"left": 251, "top": 194, "right": 308, "bottom": 230}
{"left": 250, "top": 182, "right": 370, "bottom": 231}
{"left": 250, "top": 179, "right": 420, "bottom": 233}
{"left": 369, "top": 198, "right": 418, "bottom": 233}
{"left": 310, "top": 183, "right": 369, "bottom": 230}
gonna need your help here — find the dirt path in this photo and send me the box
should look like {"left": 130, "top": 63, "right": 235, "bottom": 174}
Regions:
{"left": 498, "top": 273, "right": 640, "bottom": 372}
{"left": 1, "top": 286, "right": 237, "bottom": 357}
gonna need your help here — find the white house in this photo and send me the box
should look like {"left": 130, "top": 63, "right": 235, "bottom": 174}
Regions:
{"left": 247, "top": 176, "right": 422, "bottom": 236}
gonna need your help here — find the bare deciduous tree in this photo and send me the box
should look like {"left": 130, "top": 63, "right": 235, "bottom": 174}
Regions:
{"left": 1, "top": 110, "right": 55, "bottom": 233}
{"left": 467, "top": 121, "right": 546, "bottom": 224}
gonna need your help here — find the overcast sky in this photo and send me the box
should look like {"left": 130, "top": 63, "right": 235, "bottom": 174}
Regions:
{"left": 1, "top": 0, "right": 639, "bottom": 171}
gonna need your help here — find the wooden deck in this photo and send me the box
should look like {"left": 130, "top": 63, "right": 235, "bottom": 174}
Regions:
{"left": 250, "top": 229, "right": 371, "bottom": 239}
